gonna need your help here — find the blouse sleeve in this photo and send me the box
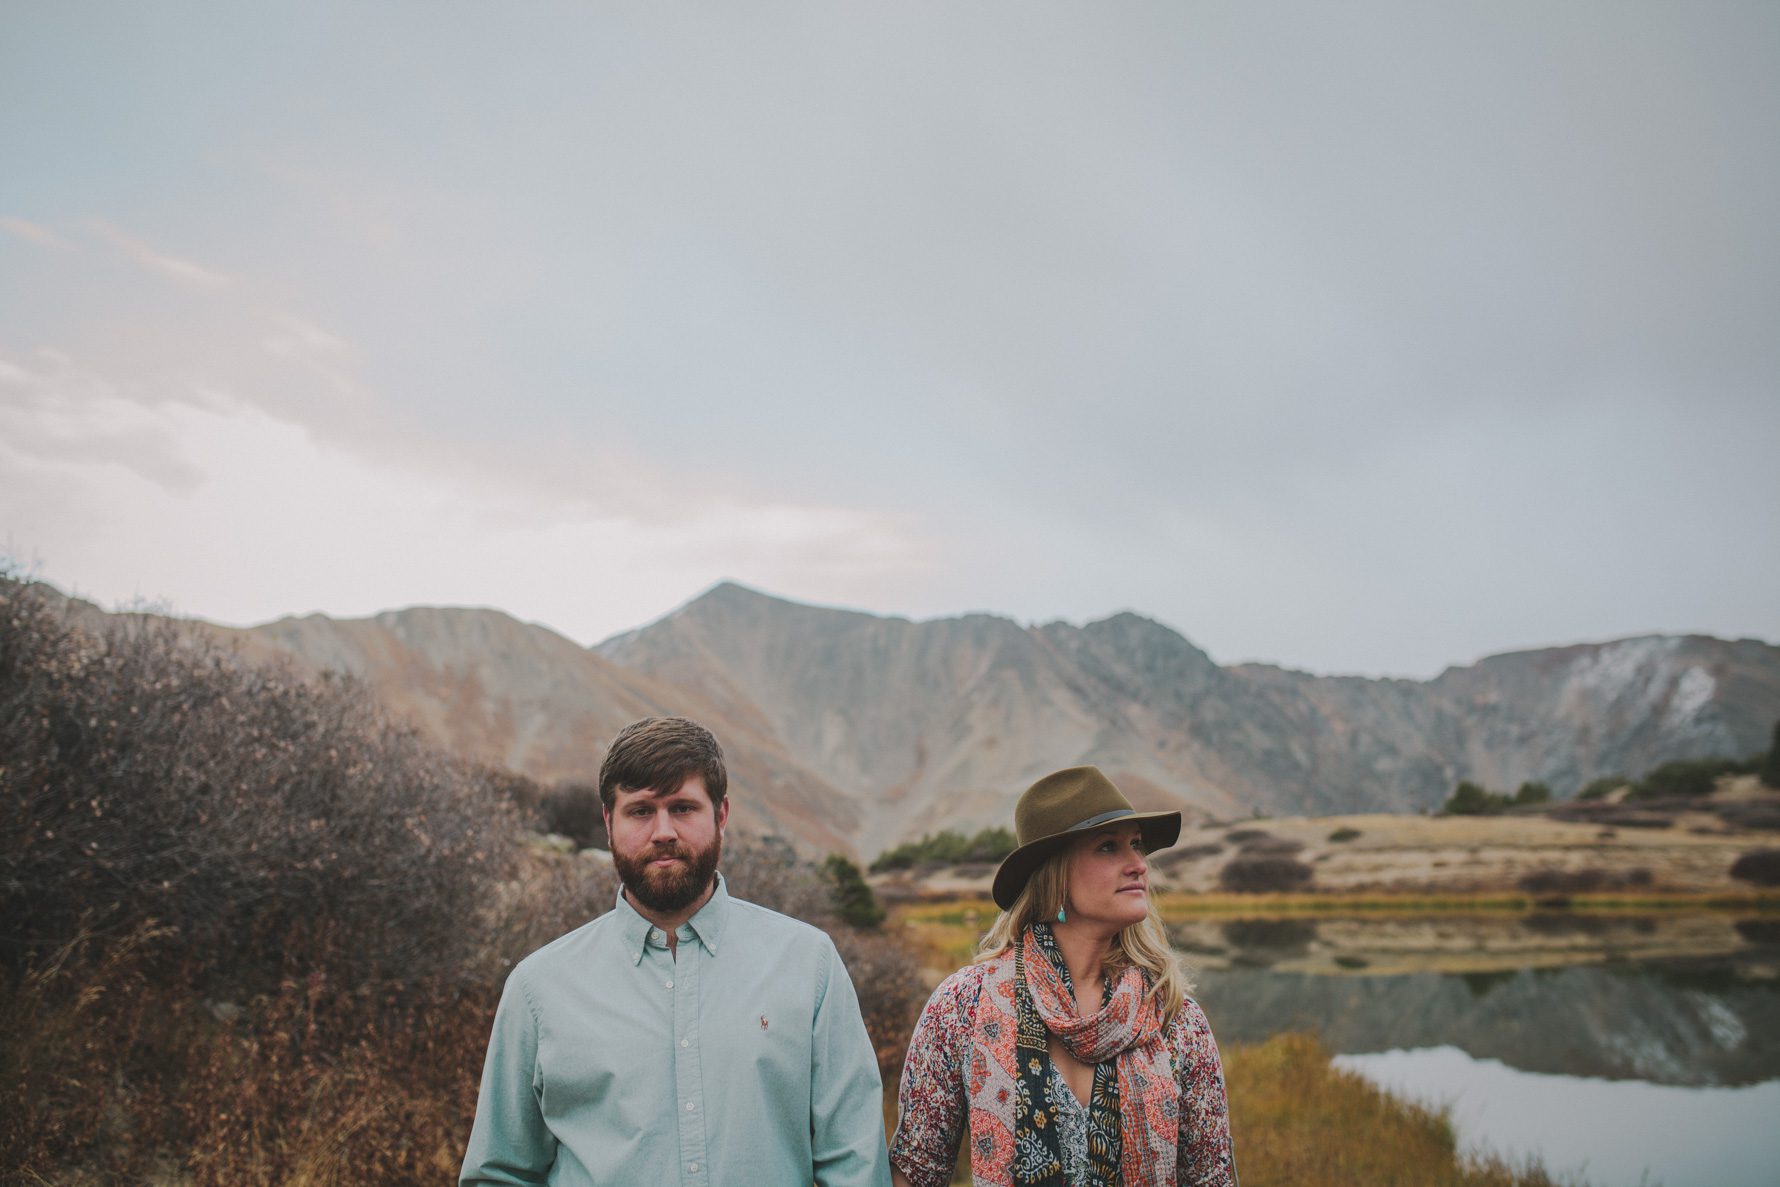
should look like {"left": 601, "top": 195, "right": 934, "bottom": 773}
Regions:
{"left": 1172, "top": 996, "right": 1238, "bottom": 1186}
{"left": 889, "top": 964, "right": 985, "bottom": 1187}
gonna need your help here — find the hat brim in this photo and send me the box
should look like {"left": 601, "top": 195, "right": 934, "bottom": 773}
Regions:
{"left": 990, "top": 809, "right": 1183, "bottom": 910}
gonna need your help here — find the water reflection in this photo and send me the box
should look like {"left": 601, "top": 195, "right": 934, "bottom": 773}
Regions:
{"left": 1333, "top": 1047, "right": 1780, "bottom": 1187}
{"left": 1162, "top": 910, "right": 1780, "bottom": 1183}
{"left": 1171, "top": 912, "right": 1780, "bottom": 1086}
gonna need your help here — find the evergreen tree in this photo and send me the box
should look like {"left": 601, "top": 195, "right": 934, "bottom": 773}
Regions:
{"left": 1442, "top": 780, "right": 1507, "bottom": 816}
{"left": 1577, "top": 775, "right": 1626, "bottom": 801}
{"left": 1513, "top": 781, "right": 1552, "bottom": 806}
{"left": 1762, "top": 719, "right": 1780, "bottom": 790}
{"left": 823, "top": 854, "right": 885, "bottom": 929}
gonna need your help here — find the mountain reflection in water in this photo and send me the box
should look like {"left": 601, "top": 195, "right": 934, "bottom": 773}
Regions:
{"left": 1171, "top": 912, "right": 1780, "bottom": 1086}
{"left": 1332, "top": 1046, "right": 1780, "bottom": 1187}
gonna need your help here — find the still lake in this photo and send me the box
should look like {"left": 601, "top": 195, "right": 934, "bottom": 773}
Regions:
{"left": 1170, "top": 911, "right": 1780, "bottom": 1187}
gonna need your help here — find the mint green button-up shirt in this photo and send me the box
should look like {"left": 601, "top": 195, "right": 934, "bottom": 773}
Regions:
{"left": 460, "top": 874, "right": 890, "bottom": 1187}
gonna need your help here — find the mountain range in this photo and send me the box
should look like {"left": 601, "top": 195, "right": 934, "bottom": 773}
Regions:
{"left": 53, "top": 581, "right": 1780, "bottom": 858}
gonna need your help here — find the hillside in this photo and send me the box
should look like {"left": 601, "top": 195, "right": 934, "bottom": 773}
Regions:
{"left": 40, "top": 581, "right": 1780, "bottom": 858}
{"left": 600, "top": 584, "right": 1780, "bottom": 848}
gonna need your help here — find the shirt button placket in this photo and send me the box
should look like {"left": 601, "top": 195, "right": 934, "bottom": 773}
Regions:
{"left": 673, "top": 926, "right": 707, "bottom": 1186}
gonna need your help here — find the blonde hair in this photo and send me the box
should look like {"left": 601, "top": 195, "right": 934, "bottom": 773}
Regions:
{"left": 975, "top": 845, "right": 1191, "bottom": 1025}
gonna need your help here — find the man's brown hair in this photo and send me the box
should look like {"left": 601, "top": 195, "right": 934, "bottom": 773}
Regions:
{"left": 597, "top": 716, "right": 728, "bottom": 811}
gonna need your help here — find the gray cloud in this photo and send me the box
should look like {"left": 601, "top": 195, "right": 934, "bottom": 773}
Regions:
{"left": 2, "top": 2, "right": 1776, "bottom": 674}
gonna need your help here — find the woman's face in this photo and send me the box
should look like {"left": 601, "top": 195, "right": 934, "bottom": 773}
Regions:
{"left": 1061, "top": 821, "right": 1150, "bottom": 932}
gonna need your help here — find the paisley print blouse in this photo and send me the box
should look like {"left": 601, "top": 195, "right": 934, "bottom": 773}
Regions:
{"left": 1046, "top": 1062, "right": 1093, "bottom": 1185}
{"left": 890, "top": 963, "right": 1238, "bottom": 1187}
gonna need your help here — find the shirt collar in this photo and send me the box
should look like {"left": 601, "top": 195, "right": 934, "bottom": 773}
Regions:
{"left": 613, "top": 871, "right": 731, "bottom": 965}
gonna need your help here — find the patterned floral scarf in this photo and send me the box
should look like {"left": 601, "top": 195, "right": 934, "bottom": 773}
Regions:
{"left": 966, "top": 924, "right": 1178, "bottom": 1186}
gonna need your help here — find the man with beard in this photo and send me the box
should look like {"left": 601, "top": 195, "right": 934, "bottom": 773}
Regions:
{"left": 461, "top": 716, "right": 890, "bottom": 1187}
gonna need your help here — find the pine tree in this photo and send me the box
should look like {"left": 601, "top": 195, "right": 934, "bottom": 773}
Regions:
{"left": 1514, "top": 781, "right": 1552, "bottom": 806}
{"left": 1761, "top": 719, "right": 1780, "bottom": 790}
{"left": 823, "top": 855, "right": 886, "bottom": 929}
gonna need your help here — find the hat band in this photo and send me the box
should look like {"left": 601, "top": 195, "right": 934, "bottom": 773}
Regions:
{"left": 1065, "top": 807, "right": 1136, "bottom": 833}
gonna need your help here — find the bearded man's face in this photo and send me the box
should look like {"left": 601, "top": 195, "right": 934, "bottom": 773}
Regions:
{"left": 605, "top": 775, "right": 725, "bottom": 917}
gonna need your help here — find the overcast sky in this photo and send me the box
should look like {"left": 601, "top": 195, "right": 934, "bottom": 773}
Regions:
{"left": 3, "top": 2, "right": 1777, "bottom": 677}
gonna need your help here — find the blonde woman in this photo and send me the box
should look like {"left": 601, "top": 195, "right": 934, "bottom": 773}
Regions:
{"left": 889, "top": 768, "right": 1237, "bottom": 1187}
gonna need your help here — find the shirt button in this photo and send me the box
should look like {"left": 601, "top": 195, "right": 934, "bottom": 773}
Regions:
{"left": 688, "top": 1164, "right": 700, "bottom": 1174}
{"left": 686, "top": 1100, "right": 696, "bottom": 1111}
{"left": 664, "top": 980, "right": 673, "bottom": 989}
{"left": 681, "top": 1038, "right": 690, "bottom": 1047}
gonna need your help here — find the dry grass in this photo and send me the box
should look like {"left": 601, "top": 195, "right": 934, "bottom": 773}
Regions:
{"left": 1224, "top": 1033, "right": 1575, "bottom": 1187}
{"left": 0, "top": 922, "right": 492, "bottom": 1186}
{"left": 892, "top": 901, "right": 997, "bottom": 969}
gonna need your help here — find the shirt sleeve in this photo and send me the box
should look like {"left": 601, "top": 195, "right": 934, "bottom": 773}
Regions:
{"left": 460, "top": 965, "right": 558, "bottom": 1186}
{"left": 810, "top": 935, "right": 893, "bottom": 1187}
{"left": 1172, "top": 996, "right": 1238, "bottom": 1187}
{"left": 888, "top": 965, "right": 980, "bottom": 1187}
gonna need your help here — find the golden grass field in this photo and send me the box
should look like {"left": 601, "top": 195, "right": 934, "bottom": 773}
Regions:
{"left": 877, "top": 787, "right": 1780, "bottom": 905}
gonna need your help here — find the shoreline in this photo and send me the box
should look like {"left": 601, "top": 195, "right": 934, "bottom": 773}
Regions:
{"left": 892, "top": 887, "right": 1780, "bottom": 915}
{"left": 893, "top": 890, "right": 1780, "bottom": 984}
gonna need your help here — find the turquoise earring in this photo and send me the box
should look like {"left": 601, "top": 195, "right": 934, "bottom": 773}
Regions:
{"left": 1056, "top": 905, "right": 1066, "bottom": 923}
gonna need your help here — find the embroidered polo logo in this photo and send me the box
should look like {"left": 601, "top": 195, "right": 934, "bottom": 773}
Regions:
{"left": 759, "top": 1014, "right": 769, "bottom": 1031}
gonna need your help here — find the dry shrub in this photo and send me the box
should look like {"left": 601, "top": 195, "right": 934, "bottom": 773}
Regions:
{"left": 481, "top": 767, "right": 611, "bottom": 850}
{"left": 1219, "top": 855, "right": 1314, "bottom": 893}
{"left": 0, "top": 875, "right": 557, "bottom": 1187}
{"left": 1547, "top": 803, "right": 1671, "bottom": 829}
{"left": 0, "top": 790, "right": 621, "bottom": 1182}
{"left": 1223, "top": 828, "right": 1303, "bottom": 855}
{"left": 2, "top": 933, "right": 499, "bottom": 1186}
{"left": 1515, "top": 867, "right": 1651, "bottom": 897}
{"left": 1735, "top": 918, "right": 1780, "bottom": 944}
{"left": 1223, "top": 918, "right": 1319, "bottom": 952}
{"left": 721, "top": 835, "right": 834, "bottom": 920}
{"left": 723, "top": 838, "right": 925, "bottom": 1073}
{"left": 535, "top": 781, "right": 608, "bottom": 850}
{"left": 0, "top": 576, "right": 930, "bottom": 1181}
{"left": 481, "top": 849, "right": 621, "bottom": 975}
{"left": 1719, "top": 802, "right": 1780, "bottom": 832}
{"left": 171, "top": 975, "right": 491, "bottom": 1186}
{"left": 1516, "top": 868, "right": 1607, "bottom": 896}
{"left": 0, "top": 578, "right": 522, "bottom": 990}
{"left": 0, "top": 921, "right": 176, "bottom": 1182}
{"left": 0, "top": 576, "right": 531, "bottom": 1183}
{"left": 1729, "top": 848, "right": 1780, "bottom": 887}
{"left": 1593, "top": 811, "right": 1673, "bottom": 830}
{"left": 829, "top": 927, "right": 927, "bottom": 1073}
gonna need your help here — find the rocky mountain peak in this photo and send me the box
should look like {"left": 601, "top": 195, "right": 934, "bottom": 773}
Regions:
{"left": 55, "top": 581, "right": 1778, "bottom": 857}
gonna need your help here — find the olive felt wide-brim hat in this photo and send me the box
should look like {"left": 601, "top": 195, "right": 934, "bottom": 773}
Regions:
{"left": 990, "top": 766, "right": 1183, "bottom": 910}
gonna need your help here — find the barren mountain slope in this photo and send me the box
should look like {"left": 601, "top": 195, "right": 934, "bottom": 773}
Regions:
{"left": 598, "top": 584, "right": 1254, "bottom": 846}
{"left": 600, "top": 585, "right": 1780, "bottom": 851}
{"left": 231, "top": 607, "right": 865, "bottom": 852}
